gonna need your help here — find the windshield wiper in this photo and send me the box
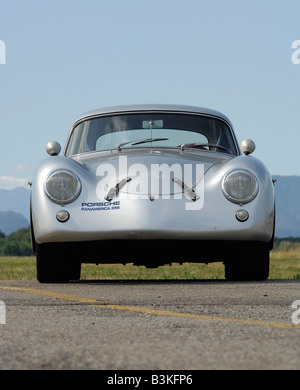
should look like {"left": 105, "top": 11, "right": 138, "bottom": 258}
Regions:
{"left": 117, "top": 138, "right": 169, "bottom": 151}
{"left": 180, "top": 143, "right": 227, "bottom": 152}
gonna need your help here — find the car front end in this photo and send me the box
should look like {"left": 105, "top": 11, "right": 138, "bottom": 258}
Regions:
{"left": 30, "top": 105, "right": 275, "bottom": 282}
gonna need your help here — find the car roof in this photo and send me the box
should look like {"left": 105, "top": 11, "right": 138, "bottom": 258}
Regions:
{"left": 73, "top": 104, "right": 233, "bottom": 128}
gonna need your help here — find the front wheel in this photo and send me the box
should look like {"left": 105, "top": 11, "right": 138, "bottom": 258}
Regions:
{"left": 224, "top": 243, "right": 270, "bottom": 281}
{"left": 36, "top": 243, "right": 81, "bottom": 283}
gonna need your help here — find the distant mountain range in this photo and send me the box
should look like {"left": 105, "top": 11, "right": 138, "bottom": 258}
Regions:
{"left": 272, "top": 175, "right": 300, "bottom": 237}
{"left": 0, "top": 187, "right": 30, "bottom": 235}
{"left": 0, "top": 211, "right": 29, "bottom": 235}
{"left": 0, "top": 176, "right": 299, "bottom": 237}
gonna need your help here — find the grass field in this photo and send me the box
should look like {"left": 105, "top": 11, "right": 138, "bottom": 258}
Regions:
{"left": 0, "top": 249, "right": 299, "bottom": 280}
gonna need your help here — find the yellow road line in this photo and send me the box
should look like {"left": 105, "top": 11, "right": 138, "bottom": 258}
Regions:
{"left": 90, "top": 304, "right": 300, "bottom": 329}
{"left": 1, "top": 285, "right": 299, "bottom": 329}
{"left": 0, "top": 285, "right": 105, "bottom": 304}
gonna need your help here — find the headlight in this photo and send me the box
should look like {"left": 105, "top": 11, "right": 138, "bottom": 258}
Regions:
{"left": 222, "top": 169, "right": 258, "bottom": 204}
{"left": 45, "top": 169, "right": 81, "bottom": 205}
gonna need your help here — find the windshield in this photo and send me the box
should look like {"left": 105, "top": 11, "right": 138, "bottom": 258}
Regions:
{"left": 65, "top": 113, "right": 238, "bottom": 156}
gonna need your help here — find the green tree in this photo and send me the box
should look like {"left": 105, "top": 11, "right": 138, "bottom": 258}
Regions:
{"left": 0, "top": 227, "right": 33, "bottom": 256}
{"left": 0, "top": 241, "right": 21, "bottom": 256}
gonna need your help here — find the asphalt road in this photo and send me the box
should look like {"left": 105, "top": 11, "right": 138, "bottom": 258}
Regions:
{"left": 0, "top": 279, "right": 299, "bottom": 371}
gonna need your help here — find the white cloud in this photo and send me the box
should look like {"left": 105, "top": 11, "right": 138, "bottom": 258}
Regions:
{"left": 0, "top": 176, "right": 29, "bottom": 190}
{"left": 10, "top": 164, "right": 31, "bottom": 172}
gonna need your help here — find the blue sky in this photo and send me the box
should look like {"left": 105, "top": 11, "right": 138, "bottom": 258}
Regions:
{"left": 0, "top": 0, "right": 300, "bottom": 190}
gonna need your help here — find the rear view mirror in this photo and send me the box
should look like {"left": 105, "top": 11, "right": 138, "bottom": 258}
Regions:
{"left": 142, "top": 120, "right": 163, "bottom": 129}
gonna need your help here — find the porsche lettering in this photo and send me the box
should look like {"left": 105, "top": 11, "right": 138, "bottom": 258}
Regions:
{"left": 82, "top": 202, "right": 120, "bottom": 207}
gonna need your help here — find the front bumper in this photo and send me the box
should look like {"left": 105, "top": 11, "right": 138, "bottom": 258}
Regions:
{"left": 32, "top": 192, "right": 274, "bottom": 246}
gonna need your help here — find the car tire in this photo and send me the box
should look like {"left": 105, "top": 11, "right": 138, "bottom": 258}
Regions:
{"left": 36, "top": 243, "right": 81, "bottom": 283}
{"left": 224, "top": 242, "right": 270, "bottom": 281}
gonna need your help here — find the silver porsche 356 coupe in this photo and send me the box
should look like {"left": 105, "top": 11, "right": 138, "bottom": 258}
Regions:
{"left": 30, "top": 104, "right": 275, "bottom": 283}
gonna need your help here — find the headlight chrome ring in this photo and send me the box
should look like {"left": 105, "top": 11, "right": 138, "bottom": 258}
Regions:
{"left": 45, "top": 169, "right": 81, "bottom": 205}
{"left": 222, "top": 169, "right": 258, "bottom": 204}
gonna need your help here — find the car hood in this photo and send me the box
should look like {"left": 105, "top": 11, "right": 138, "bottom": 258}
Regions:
{"left": 72, "top": 149, "right": 234, "bottom": 196}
